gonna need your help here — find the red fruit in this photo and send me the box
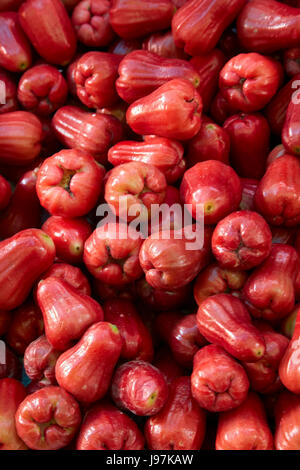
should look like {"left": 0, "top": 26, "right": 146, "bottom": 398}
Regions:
{"left": 186, "top": 116, "right": 230, "bottom": 167}
{"left": 172, "top": 0, "right": 246, "bottom": 56}
{"left": 0, "top": 229, "right": 55, "bottom": 311}
{"left": 280, "top": 305, "right": 299, "bottom": 338}
{"left": 0, "top": 12, "right": 31, "bottom": 72}
{"left": 282, "top": 98, "right": 300, "bottom": 157}
{"left": 37, "top": 277, "right": 104, "bottom": 351}
{"left": 216, "top": 392, "right": 274, "bottom": 450}
{"left": 139, "top": 226, "right": 212, "bottom": 290}
{"left": 108, "top": 136, "right": 185, "bottom": 184}
{"left": 17, "top": 65, "right": 68, "bottom": 117}
{"left": 42, "top": 216, "right": 92, "bottom": 265}
{"left": 116, "top": 50, "right": 200, "bottom": 104}
{"left": 74, "top": 52, "right": 121, "bottom": 109}
{"left": 210, "top": 90, "right": 238, "bottom": 125}
{"left": 243, "top": 244, "right": 299, "bottom": 322}
{"left": 237, "top": 0, "right": 300, "bottom": 53}
{"left": 155, "top": 312, "right": 207, "bottom": 368}
{"left": 135, "top": 277, "right": 191, "bottom": 312}
{"left": 223, "top": 113, "right": 270, "bottom": 179}
{"left": 145, "top": 376, "right": 206, "bottom": 450}
{"left": 76, "top": 402, "right": 145, "bottom": 450}
{"left": 19, "top": 0, "right": 77, "bottom": 66}
{"left": 190, "top": 49, "right": 226, "bottom": 112}
{"left": 193, "top": 263, "right": 247, "bottom": 306}
{"left": 83, "top": 223, "right": 143, "bottom": 286}
{"left": 254, "top": 155, "right": 300, "bottom": 227}
{"left": 275, "top": 391, "right": 300, "bottom": 450}
{"left": 0, "top": 169, "right": 41, "bottom": 240}
{"left": 279, "top": 306, "right": 300, "bottom": 394}
{"left": 180, "top": 160, "right": 242, "bottom": 225}
{"left": 0, "top": 111, "right": 42, "bottom": 166}
{"left": 103, "top": 299, "right": 153, "bottom": 361}
{"left": 52, "top": 106, "right": 123, "bottom": 165}
{"left": 24, "top": 335, "right": 61, "bottom": 385}
{"left": 111, "top": 360, "right": 168, "bottom": 416}
{"left": 0, "top": 174, "right": 11, "bottom": 211}
{"left": 142, "top": 31, "right": 188, "bottom": 60}
{"left": 109, "top": 0, "right": 174, "bottom": 39}
{"left": 38, "top": 263, "right": 91, "bottom": 297}
{"left": 211, "top": 210, "right": 272, "bottom": 271}
{"left": 239, "top": 178, "right": 259, "bottom": 211}
{"left": 284, "top": 47, "right": 300, "bottom": 77}
{"left": 219, "top": 53, "right": 280, "bottom": 112}
{"left": 36, "top": 149, "right": 105, "bottom": 218}
{"left": 126, "top": 78, "right": 202, "bottom": 141}
{"left": 0, "top": 69, "right": 18, "bottom": 114}
{"left": 0, "top": 378, "right": 27, "bottom": 450}
{"left": 55, "top": 322, "right": 123, "bottom": 403}
{"left": 104, "top": 162, "right": 167, "bottom": 222}
{"left": 191, "top": 345, "right": 249, "bottom": 412}
{"left": 72, "top": 0, "right": 115, "bottom": 47}
{"left": 15, "top": 386, "right": 81, "bottom": 450}
{"left": 197, "top": 293, "right": 266, "bottom": 362}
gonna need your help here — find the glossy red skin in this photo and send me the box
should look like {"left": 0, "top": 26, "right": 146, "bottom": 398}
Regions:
{"left": 135, "top": 277, "right": 191, "bottom": 312}
{"left": 111, "top": 360, "right": 168, "bottom": 416}
{"left": 216, "top": 392, "right": 274, "bottom": 450}
{"left": 210, "top": 91, "right": 238, "bottom": 125}
{"left": 145, "top": 376, "right": 206, "bottom": 450}
{"left": 172, "top": 0, "right": 245, "bottom": 56}
{"left": 105, "top": 162, "right": 167, "bottom": 222}
{"left": 278, "top": 306, "right": 300, "bottom": 394}
{"left": 116, "top": 50, "right": 200, "bottom": 104}
{"left": 77, "top": 402, "right": 145, "bottom": 450}
{"left": 38, "top": 263, "right": 91, "bottom": 297}
{"left": 103, "top": 299, "right": 153, "bottom": 361}
{"left": 190, "top": 49, "right": 226, "bottom": 112}
{"left": 84, "top": 223, "right": 143, "bottom": 286}
{"left": 24, "top": 335, "right": 61, "bottom": 385}
{"left": 0, "top": 169, "right": 41, "bottom": 240}
{"left": 266, "top": 145, "right": 288, "bottom": 167}
{"left": 243, "top": 244, "right": 299, "bottom": 323}
{"left": 219, "top": 53, "right": 280, "bottom": 113}
{"left": 36, "top": 149, "right": 105, "bottom": 218}
{"left": 0, "top": 70, "right": 18, "bottom": 114}
{"left": 109, "top": 0, "right": 174, "bottom": 39}
{"left": 197, "top": 293, "right": 266, "bottom": 362}
{"left": 153, "top": 347, "right": 184, "bottom": 385}
{"left": 180, "top": 160, "right": 242, "bottom": 225}
{"left": 237, "top": 0, "right": 300, "bottom": 54}
{"left": 282, "top": 99, "right": 300, "bottom": 156}
{"left": 0, "top": 378, "right": 27, "bottom": 450}
{"left": 254, "top": 155, "right": 300, "bottom": 227}
{"left": 186, "top": 116, "right": 230, "bottom": 168}
{"left": 15, "top": 386, "right": 81, "bottom": 450}
{"left": 155, "top": 312, "right": 207, "bottom": 368}
{"left": 126, "top": 78, "right": 202, "bottom": 141}
{"left": 6, "top": 301, "right": 44, "bottom": 355}
{"left": 239, "top": 178, "right": 258, "bottom": 211}
{"left": 0, "top": 12, "right": 31, "bottom": 73}
{"left": 72, "top": 0, "right": 115, "bottom": 47}
{"left": 0, "top": 310, "right": 11, "bottom": 336}
{"left": 275, "top": 391, "right": 300, "bottom": 450}
{"left": 194, "top": 263, "right": 247, "bottom": 306}
{"left": 212, "top": 210, "right": 272, "bottom": 271}
{"left": 0, "top": 174, "right": 11, "bottom": 211}
{"left": 109, "top": 37, "right": 142, "bottom": 56}
{"left": 37, "top": 277, "right": 104, "bottom": 351}
{"left": 108, "top": 136, "right": 185, "bottom": 185}
{"left": 19, "top": 0, "right": 77, "bottom": 66}
{"left": 191, "top": 345, "right": 249, "bottom": 413}
{"left": 139, "top": 226, "right": 212, "bottom": 290}
{"left": 55, "top": 322, "right": 123, "bottom": 403}
{"left": 0, "top": 111, "right": 42, "bottom": 166}
{"left": 53, "top": 106, "right": 123, "bottom": 165}
{"left": 17, "top": 65, "right": 68, "bottom": 117}
{"left": 42, "top": 216, "right": 92, "bottom": 265}
{"left": 265, "top": 73, "right": 300, "bottom": 136}
{"left": 74, "top": 52, "right": 121, "bottom": 109}
{"left": 0, "top": 346, "right": 22, "bottom": 381}
{"left": 142, "top": 31, "right": 188, "bottom": 60}
{"left": 223, "top": 113, "right": 270, "bottom": 179}
{"left": 0, "top": 229, "right": 55, "bottom": 311}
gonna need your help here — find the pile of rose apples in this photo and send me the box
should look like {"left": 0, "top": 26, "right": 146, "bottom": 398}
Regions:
{"left": 1, "top": 0, "right": 300, "bottom": 451}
